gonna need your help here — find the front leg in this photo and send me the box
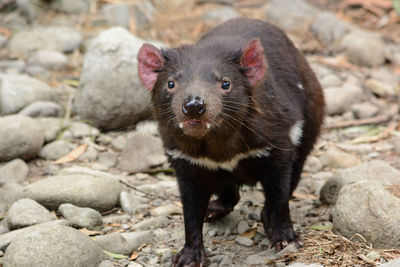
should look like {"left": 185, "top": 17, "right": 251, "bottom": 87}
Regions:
{"left": 259, "top": 153, "right": 303, "bottom": 250}
{"left": 172, "top": 161, "right": 211, "bottom": 267}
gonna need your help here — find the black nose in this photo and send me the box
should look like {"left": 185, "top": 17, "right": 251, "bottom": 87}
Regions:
{"left": 182, "top": 95, "right": 206, "bottom": 117}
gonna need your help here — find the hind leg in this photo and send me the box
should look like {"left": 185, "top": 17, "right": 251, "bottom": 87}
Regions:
{"left": 205, "top": 184, "right": 240, "bottom": 222}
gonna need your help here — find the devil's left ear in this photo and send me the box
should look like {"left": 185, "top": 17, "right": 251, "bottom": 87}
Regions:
{"left": 240, "top": 38, "right": 267, "bottom": 86}
{"left": 137, "top": 43, "right": 165, "bottom": 91}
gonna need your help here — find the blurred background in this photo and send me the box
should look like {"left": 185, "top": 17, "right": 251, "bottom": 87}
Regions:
{"left": 0, "top": 0, "right": 400, "bottom": 266}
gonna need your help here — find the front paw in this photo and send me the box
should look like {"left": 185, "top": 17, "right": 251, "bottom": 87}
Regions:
{"left": 264, "top": 225, "right": 303, "bottom": 251}
{"left": 172, "top": 246, "right": 206, "bottom": 267}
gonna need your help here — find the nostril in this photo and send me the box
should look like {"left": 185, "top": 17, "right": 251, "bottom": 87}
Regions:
{"left": 182, "top": 95, "right": 206, "bottom": 117}
{"left": 182, "top": 104, "right": 188, "bottom": 115}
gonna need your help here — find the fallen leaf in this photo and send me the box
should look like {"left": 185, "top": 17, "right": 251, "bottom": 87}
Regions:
{"left": 62, "top": 79, "right": 80, "bottom": 88}
{"left": 129, "top": 252, "right": 139, "bottom": 260}
{"left": 240, "top": 227, "right": 258, "bottom": 239}
{"left": 0, "top": 27, "right": 11, "bottom": 38}
{"left": 53, "top": 143, "right": 88, "bottom": 164}
{"left": 292, "top": 192, "right": 318, "bottom": 200}
{"left": 79, "top": 228, "right": 102, "bottom": 236}
{"left": 307, "top": 225, "right": 333, "bottom": 231}
{"left": 103, "top": 250, "right": 128, "bottom": 259}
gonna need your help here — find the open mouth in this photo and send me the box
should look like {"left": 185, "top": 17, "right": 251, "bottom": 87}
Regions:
{"left": 179, "top": 119, "right": 211, "bottom": 129}
{"left": 178, "top": 119, "right": 211, "bottom": 138}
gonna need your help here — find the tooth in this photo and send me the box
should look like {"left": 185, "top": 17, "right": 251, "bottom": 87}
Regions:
{"left": 179, "top": 123, "right": 183, "bottom": 129}
{"left": 206, "top": 123, "right": 211, "bottom": 129}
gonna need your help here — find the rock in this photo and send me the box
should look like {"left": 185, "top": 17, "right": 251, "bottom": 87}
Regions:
{"left": 0, "top": 74, "right": 56, "bottom": 115}
{"left": 52, "top": 0, "right": 91, "bottom": 14}
{"left": 320, "top": 160, "right": 400, "bottom": 205}
{"left": 235, "top": 236, "right": 253, "bottom": 247}
{"left": 340, "top": 31, "right": 386, "bottom": 67}
{"left": 0, "top": 115, "right": 44, "bottom": 161}
{"left": 380, "top": 258, "right": 400, "bottom": 267}
{"left": 7, "top": 26, "right": 82, "bottom": 57}
{"left": 98, "top": 152, "right": 118, "bottom": 167}
{"left": 364, "top": 78, "right": 396, "bottom": 97}
{"left": 288, "top": 263, "right": 323, "bottom": 267}
{"left": 303, "top": 156, "right": 323, "bottom": 173}
{"left": 319, "top": 147, "right": 360, "bottom": 169}
{"left": 94, "top": 233, "right": 132, "bottom": 255}
{"left": 310, "top": 12, "right": 348, "bottom": 44}
{"left": 73, "top": 27, "right": 152, "bottom": 130}
{"left": 219, "top": 254, "right": 234, "bottom": 266}
{"left": 61, "top": 121, "right": 100, "bottom": 139}
{"left": 150, "top": 205, "right": 182, "bottom": 216}
{"left": 58, "top": 203, "right": 102, "bottom": 230}
{"left": 38, "top": 140, "right": 72, "bottom": 160}
{"left": 266, "top": 0, "right": 318, "bottom": 31}
{"left": 351, "top": 102, "right": 379, "bottom": 119}
{"left": 153, "top": 228, "right": 170, "bottom": 241}
{"left": 28, "top": 50, "right": 68, "bottom": 70}
{"left": 0, "top": 60, "right": 25, "bottom": 73}
{"left": 111, "top": 135, "right": 127, "bottom": 151}
{"left": 320, "top": 73, "right": 343, "bottom": 88}
{"left": 131, "top": 216, "right": 169, "bottom": 231}
{"left": 204, "top": 211, "right": 241, "bottom": 237}
{"left": 202, "top": 7, "right": 239, "bottom": 24}
{"left": 121, "top": 230, "right": 153, "bottom": 250}
{"left": 36, "top": 117, "right": 65, "bottom": 143}
{"left": 16, "top": 0, "right": 37, "bottom": 22}
{"left": 246, "top": 249, "right": 276, "bottom": 265}
{"left": 98, "top": 260, "right": 114, "bottom": 267}
{"left": 132, "top": 1, "right": 155, "bottom": 30}
{"left": 0, "top": 183, "right": 23, "bottom": 214}
{"left": 0, "top": 159, "right": 28, "bottom": 184}
{"left": 324, "top": 84, "right": 363, "bottom": 115}
{"left": 18, "top": 101, "right": 64, "bottom": 118}
{"left": 0, "top": 220, "right": 70, "bottom": 252}
{"left": 0, "top": 35, "right": 7, "bottom": 48}
{"left": 6, "top": 199, "right": 55, "bottom": 230}
{"left": 97, "top": 135, "right": 113, "bottom": 146}
{"left": 100, "top": 3, "right": 132, "bottom": 28}
{"left": 332, "top": 180, "right": 400, "bottom": 249}
{"left": 78, "top": 145, "right": 98, "bottom": 161}
{"left": 119, "top": 191, "right": 147, "bottom": 214}
{"left": 20, "top": 166, "right": 122, "bottom": 211}
{"left": 118, "top": 131, "right": 167, "bottom": 173}
{"left": 237, "top": 220, "right": 250, "bottom": 235}
{"left": 2, "top": 224, "right": 106, "bottom": 267}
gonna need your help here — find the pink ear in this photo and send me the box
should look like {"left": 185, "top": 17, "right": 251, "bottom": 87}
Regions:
{"left": 137, "top": 43, "right": 165, "bottom": 91}
{"left": 240, "top": 38, "right": 267, "bottom": 86}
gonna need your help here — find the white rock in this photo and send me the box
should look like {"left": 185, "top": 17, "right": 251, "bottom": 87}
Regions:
{"left": 0, "top": 159, "right": 29, "bottom": 184}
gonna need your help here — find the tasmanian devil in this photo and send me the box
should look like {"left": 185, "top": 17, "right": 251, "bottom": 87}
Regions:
{"left": 137, "top": 17, "right": 324, "bottom": 266}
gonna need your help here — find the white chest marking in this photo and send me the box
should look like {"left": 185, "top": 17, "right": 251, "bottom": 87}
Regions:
{"left": 289, "top": 120, "right": 304, "bottom": 146}
{"left": 297, "top": 83, "right": 304, "bottom": 90}
{"left": 165, "top": 147, "right": 271, "bottom": 172}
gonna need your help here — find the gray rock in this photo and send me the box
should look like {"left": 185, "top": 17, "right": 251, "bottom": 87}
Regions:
{"left": 20, "top": 166, "right": 122, "bottom": 211}
{"left": 351, "top": 102, "right": 379, "bottom": 119}
{"left": 120, "top": 191, "right": 145, "bottom": 214}
{"left": 38, "top": 140, "right": 72, "bottom": 160}
{"left": 94, "top": 233, "right": 132, "bottom": 255}
{"left": 266, "top": 0, "right": 318, "bottom": 31}
{"left": 25, "top": 65, "right": 51, "bottom": 80}
{"left": 0, "top": 220, "right": 70, "bottom": 252}
{"left": 333, "top": 180, "right": 400, "bottom": 249}
{"left": 364, "top": 78, "right": 396, "bottom": 97}
{"left": 320, "top": 160, "right": 400, "bottom": 205}
{"left": 118, "top": 131, "right": 167, "bottom": 173}
{"left": 0, "top": 74, "right": 56, "bottom": 115}
{"left": 73, "top": 27, "right": 152, "bottom": 130}
{"left": 98, "top": 152, "right": 118, "bottom": 167}
{"left": 0, "top": 115, "right": 44, "bottom": 161}
{"left": 58, "top": 203, "right": 102, "bottom": 230}
{"left": 0, "top": 35, "right": 7, "bottom": 48}
{"left": 16, "top": 0, "right": 37, "bottom": 22}
{"left": 150, "top": 205, "right": 182, "bottom": 216}
{"left": 246, "top": 249, "right": 276, "bottom": 265}
{"left": 202, "top": 7, "right": 239, "bottom": 24}
{"left": 324, "top": 84, "right": 363, "bottom": 115}
{"left": 204, "top": 211, "right": 240, "bottom": 237}
{"left": 237, "top": 220, "right": 250, "bottom": 235}
{"left": 121, "top": 230, "right": 153, "bottom": 250}
{"left": 100, "top": 3, "right": 132, "bottom": 29}
{"left": 310, "top": 12, "right": 348, "bottom": 44}
{"left": 234, "top": 236, "right": 253, "bottom": 247}
{"left": 0, "top": 183, "right": 23, "bottom": 214}
{"left": 28, "top": 50, "right": 68, "bottom": 70}
{"left": 340, "top": 31, "right": 386, "bottom": 67}
{"left": 111, "top": 135, "right": 127, "bottom": 150}
{"left": 132, "top": 1, "right": 155, "bottom": 30}
{"left": 0, "top": 60, "right": 25, "bottom": 73}
{"left": 319, "top": 147, "right": 360, "bottom": 169}
{"left": 36, "top": 117, "right": 66, "bottom": 143}
{"left": 7, "top": 27, "right": 82, "bottom": 57}
{"left": 303, "top": 156, "right": 323, "bottom": 173}
{"left": 153, "top": 228, "right": 170, "bottom": 241}
{"left": 18, "top": 101, "right": 64, "bottom": 118}
{"left": 6, "top": 198, "right": 55, "bottom": 230}
{"left": 78, "top": 145, "right": 98, "bottom": 161}
{"left": 219, "top": 253, "right": 234, "bottom": 266}
{"left": 288, "top": 263, "right": 323, "bottom": 267}
{"left": 320, "top": 73, "right": 342, "bottom": 88}
{"left": 0, "top": 159, "right": 28, "bottom": 184}
{"left": 98, "top": 260, "right": 114, "bottom": 267}
{"left": 61, "top": 121, "right": 100, "bottom": 139}
{"left": 380, "top": 258, "right": 400, "bottom": 267}
{"left": 2, "top": 224, "right": 106, "bottom": 267}
{"left": 131, "top": 216, "right": 169, "bottom": 231}
{"left": 52, "top": 0, "right": 91, "bottom": 14}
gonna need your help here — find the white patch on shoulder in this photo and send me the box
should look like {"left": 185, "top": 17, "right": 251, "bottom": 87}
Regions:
{"left": 289, "top": 120, "right": 304, "bottom": 146}
{"left": 297, "top": 83, "right": 304, "bottom": 90}
{"left": 165, "top": 147, "right": 271, "bottom": 172}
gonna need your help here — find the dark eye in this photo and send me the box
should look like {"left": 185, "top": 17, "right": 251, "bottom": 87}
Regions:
{"left": 221, "top": 81, "right": 230, "bottom": 90}
{"left": 168, "top": 81, "right": 175, "bottom": 89}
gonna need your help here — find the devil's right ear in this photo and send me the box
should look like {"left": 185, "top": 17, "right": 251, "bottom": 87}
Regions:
{"left": 137, "top": 43, "right": 165, "bottom": 91}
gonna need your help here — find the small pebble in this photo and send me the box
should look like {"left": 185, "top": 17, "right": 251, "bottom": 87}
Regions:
{"left": 235, "top": 236, "right": 253, "bottom": 247}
